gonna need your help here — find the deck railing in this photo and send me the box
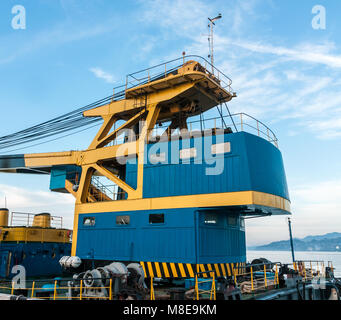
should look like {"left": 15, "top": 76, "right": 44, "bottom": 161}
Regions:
{"left": 291, "top": 260, "right": 331, "bottom": 280}
{"left": 125, "top": 55, "right": 234, "bottom": 95}
{"left": 193, "top": 271, "right": 216, "bottom": 300}
{"left": 0, "top": 278, "right": 113, "bottom": 300}
{"left": 147, "top": 112, "right": 279, "bottom": 148}
{"left": 10, "top": 212, "right": 63, "bottom": 229}
{"left": 233, "top": 262, "right": 281, "bottom": 294}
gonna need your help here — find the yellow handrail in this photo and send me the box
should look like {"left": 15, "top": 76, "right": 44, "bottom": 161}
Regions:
{"left": 79, "top": 280, "right": 83, "bottom": 301}
{"left": 150, "top": 277, "right": 155, "bottom": 300}
{"left": 53, "top": 280, "right": 57, "bottom": 301}
{"left": 109, "top": 278, "right": 112, "bottom": 300}
{"left": 31, "top": 281, "right": 35, "bottom": 298}
{"left": 194, "top": 271, "right": 216, "bottom": 300}
{"left": 263, "top": 265, "right": 267, "bottom": 288}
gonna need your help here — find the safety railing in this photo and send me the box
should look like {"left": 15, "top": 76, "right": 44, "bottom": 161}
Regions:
{"left": 89, "top": 176, "right": 127, "bottom": 202}
{"left": 0, "top": 278, "right": 114, "bottom": 300}
{"left": 125, "top": 55, "right": 234, "bottom": 95}
{"left": 291, "top": 260, "right": 329, "bottom": 281}
{"left": 147, "top": 112, "right": 279, "bottom": 148}
{"left": 193, "top": 271, "right": 216, "bottom": 300}
{"left": 10, "top": 212, "right": 63, "bottom": 229}
{"left": 233, "top": 262, "right": 281, "bottom": 294}
{"left": 150, "top": 277, "right": 155, "bottom": 300}
{"left": 328, "top": 260, "right": 334, "bottom": 272}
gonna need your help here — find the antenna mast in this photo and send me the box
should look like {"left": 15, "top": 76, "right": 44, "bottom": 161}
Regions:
{"left": 208, "top": 13, "right": 222, "bottom": 74}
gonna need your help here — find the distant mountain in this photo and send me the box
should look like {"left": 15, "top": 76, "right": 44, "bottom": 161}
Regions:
{"left": 249, "top": 232, "right": 341, "bottom": 252}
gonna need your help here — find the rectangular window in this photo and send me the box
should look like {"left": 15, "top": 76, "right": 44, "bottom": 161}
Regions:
{"left": 149, "top": 214, "right": 164, "bottom": 224}
{"left": 211, "top": 142, "right": 231, "bottom": 155}
{"left": 83, "top": 217, "right": 95, "bottom": 226}
{"left": 149, "top": 152, "right": 166, "bottom": 164}
{"left": 116, "top": 215, "right": 130, "bottom": 225}
{"left": 180, "top": 148, "right": 197, "bottom": 160}
{"left": 228, "top": 216, "right": 237, "bottom": 226}
{"left": 204, "top": 213, "right": 218, "bottom": 224}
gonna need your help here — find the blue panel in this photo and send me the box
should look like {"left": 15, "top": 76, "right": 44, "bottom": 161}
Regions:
{"left": 129, "top": 132, "right": 289, "bottom": 201}
{"left": 50, "top": 168, "right": 67, "bottom": 190}
{"left": 197, "top": 209, "right": 246, "bottom": 263}
{"left": 0, "top": 242, "right": 71, "bottom": 278}
{"left": 77, "top": 208, "right": 196, "bottom": 263}
{"left": 243, "top": 133, "right": 289, "bottom": 200}
{"left": 76, "top": 208, "right": 246, "bottom": 264}
{"left": 126, "top": 157, "right": 137, "bottom": 190}
{"left": 50, "top": 165, "right": 81, "bottom": 191}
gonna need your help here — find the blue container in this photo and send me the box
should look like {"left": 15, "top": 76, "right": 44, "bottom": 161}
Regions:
{"left": 254, "top": 271, "right": 275, "bottom": 280}
{"left": 184, "top": 278, "right": 217, "bottom": 291}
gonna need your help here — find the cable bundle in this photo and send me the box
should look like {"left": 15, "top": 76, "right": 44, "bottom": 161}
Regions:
{"left": 0, "top": 89, "right": 126, "bottom": 152}
{"left": 0, "top": 60, "right": 191, "bottom": 153}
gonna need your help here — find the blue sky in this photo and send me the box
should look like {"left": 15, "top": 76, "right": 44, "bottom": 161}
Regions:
{"left": 0, "top": 0, "right": 340, "bottom": 245}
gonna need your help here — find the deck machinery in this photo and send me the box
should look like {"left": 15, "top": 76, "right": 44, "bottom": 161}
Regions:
{"left": 0, "top": 56, "right": 290, "bottom": 295}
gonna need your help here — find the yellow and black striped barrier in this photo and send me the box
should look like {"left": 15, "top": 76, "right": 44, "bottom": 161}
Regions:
{"left": 140, "top": 261, "right": 246, "bottom": 279}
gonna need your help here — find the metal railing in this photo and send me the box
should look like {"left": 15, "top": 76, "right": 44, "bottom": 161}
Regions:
{"left": 97, "top": 112, "right": 278, "bottom": 149}
{"left": 291, "top": 260, "right": 330, "bottom": 280}
{"left": 147, "top": 112, "right": 279, "bottom": 148}
{"left": 125, "top": 55, "right": 234, "bottom": 95}
{"left": 233, "top": 262, "right": 280, "bottom": 294}
{"left": 0, "top": 278, "right": 113, "bottom": 300}
{"left": 193, "top": 271, "right": 216, "bottom": 300}
{"left": 89, "top": 176, "right": 127, "bottom": 202}
{"left": 150, "top": 277, "right": 155, "bottom": 300}
{"left": 10, "top": 212, "right": 63, "bottom": 229}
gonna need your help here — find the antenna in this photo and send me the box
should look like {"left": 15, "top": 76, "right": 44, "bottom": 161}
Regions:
{"left": 208, "top": 13, "right": 222, "bottom": 74}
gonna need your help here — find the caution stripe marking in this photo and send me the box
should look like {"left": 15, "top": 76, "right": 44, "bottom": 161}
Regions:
{"left": 141, "top": 261, "right": 246, "bottom": 278}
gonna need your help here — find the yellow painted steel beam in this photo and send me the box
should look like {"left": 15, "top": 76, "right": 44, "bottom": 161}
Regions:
{"left": 74, "top": 191, "right": 291, "bottom": 214}
{"left": 24, "top": 151, "right": 78, "bottom": 167}
{"left": 83, "top": 81, "right": 197, "bottom": 118}
{"left": 92, "top": 163, "right": 135, "bottom": 197}
{"left": 96, "top": 110, "right": 147, "bottom": 149}
{"left": 88, "top": 115, "right": 117, "bottom": 150}
{"left": 135, "top": 104, "right": 160, "bottom": 199}
{"left": 64, "top": 180, "right": 77, "bottom": 198}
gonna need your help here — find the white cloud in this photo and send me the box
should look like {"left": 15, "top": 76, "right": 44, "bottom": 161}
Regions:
{"left": 0, "top": 184, "right": 74, "bottom": 229}
{"left": 230, "top": 40, "right": 341, "bottom": 68}
{"left": 89, "top": 67, "right": 116, "bottom": 84}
